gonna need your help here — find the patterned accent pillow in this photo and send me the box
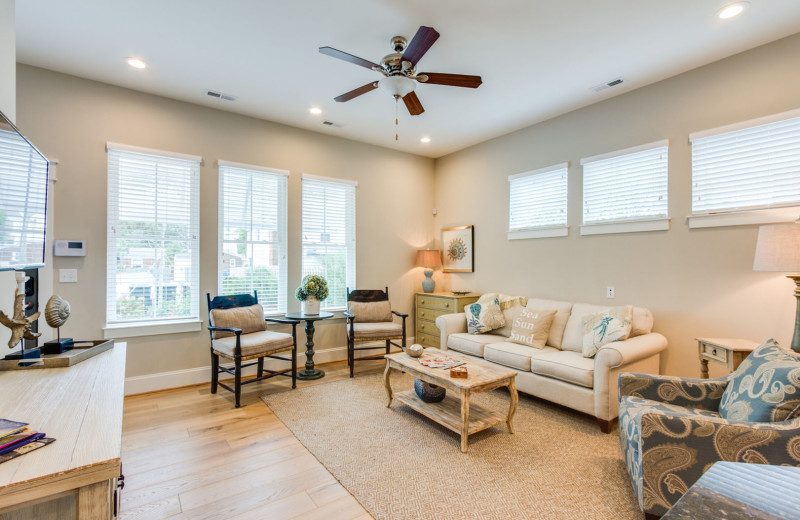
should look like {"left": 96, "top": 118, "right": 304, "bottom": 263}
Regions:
{"left": 465, "top": 298, "right": 505, "bottom": 334}
{"left": 348, "top": 300, "right": 392, "bottom": 322}
{"left": 210, "top": 304, "right": 266, "bottom": 339}
{"left": 581, "top": 305, "right": 633, "bottom": 358}
{"left": 509, "top": 308, "right": 556, "bottom": 349}
{"left": 719, "top": 339, "right": 800, "bottom": 422}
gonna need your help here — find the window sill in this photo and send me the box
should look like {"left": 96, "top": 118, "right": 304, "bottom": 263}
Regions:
{"left": 507, "top": 226, "right": 569, "bottom": 240}
{"left": 687, "top": 207, "right": 800, "bottom": 229}
{"left": 103, "top": 319, "right": 202, "bottom": 339}
{"left": 580, "top": 218, "right": 670, "bottom": 236}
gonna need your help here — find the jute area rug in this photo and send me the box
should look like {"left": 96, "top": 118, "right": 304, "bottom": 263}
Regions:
{"left": 262, "top": 373, "right": 642, "bottom": 520}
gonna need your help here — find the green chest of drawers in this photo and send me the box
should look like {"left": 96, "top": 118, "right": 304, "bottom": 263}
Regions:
{"left": 415, "top": 292, "right": 479, "bottom": 349}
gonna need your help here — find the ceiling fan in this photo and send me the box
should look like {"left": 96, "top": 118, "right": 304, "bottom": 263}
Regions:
{"left": 319, "top": 26, "right": 482, "bottom": 116}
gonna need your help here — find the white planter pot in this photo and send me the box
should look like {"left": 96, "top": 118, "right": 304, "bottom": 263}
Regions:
{"left": 302, "top": 296, "right": 320, "bottom": 315}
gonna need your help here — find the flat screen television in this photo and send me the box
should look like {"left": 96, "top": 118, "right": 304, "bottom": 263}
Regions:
{"left": 0, "top": 110, "right": 49, "bottom": 270}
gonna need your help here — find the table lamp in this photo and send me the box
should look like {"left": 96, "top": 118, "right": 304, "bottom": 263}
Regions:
{"left": 416, "top": 249, "right": 442, "bottom": 293}
{"left": 753, "top": 221, "right": 800, "bottom": 352}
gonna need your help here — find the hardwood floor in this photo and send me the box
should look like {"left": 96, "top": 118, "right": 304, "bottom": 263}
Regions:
{"left": 121, "top": 359, "right": 385, "bottom": 520}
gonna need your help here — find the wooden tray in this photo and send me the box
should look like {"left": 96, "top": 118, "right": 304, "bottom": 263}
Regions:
{"left": 0, "top": 340, "right": 114, "bottom": 370}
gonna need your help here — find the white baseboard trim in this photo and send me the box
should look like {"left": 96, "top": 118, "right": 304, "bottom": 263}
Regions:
{"left": 124, "top": 337, "right": 414, "bottom": 396}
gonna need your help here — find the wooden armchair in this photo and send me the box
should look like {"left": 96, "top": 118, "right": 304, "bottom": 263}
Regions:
{"left": 206, "top": 291, "right": 299, "bottom": 407}
{"left": 343, "top": 287, "right": 407, "bottom": 377}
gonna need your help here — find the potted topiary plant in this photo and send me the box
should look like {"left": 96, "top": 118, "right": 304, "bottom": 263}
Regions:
{"left": 295, "top": 274, "right": 328, "bottom": 315}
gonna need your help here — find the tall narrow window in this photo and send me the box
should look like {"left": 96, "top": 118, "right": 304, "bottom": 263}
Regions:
{"left": 690, "top": 109, "right": 800, "bottom": 227}
{"left": 106, "top": 143, "right": 200, "bottom": 325}
{"left": 301, "top": 174, "right": 356, "bottom": 310}
{"left": 218, "top": 161, "right": 288, "bottom": 313}
{"left": 581, "top": 140, "right": 669, "bottom": 235}
{"left": 508, "top": 163, "right": 569, "bottom": 239}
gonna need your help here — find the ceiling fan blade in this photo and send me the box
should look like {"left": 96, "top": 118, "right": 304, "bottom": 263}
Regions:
{"left": 418, "top": 72, "right": 482, "bottom": 88}
{"left": 403, "top": 91, "right": 424, "bottom": 116}
{"left": 334, "top": 82, "right": 379, "bottom": 102}
{"left": 401, "top": 26, "right": 440, "bottom": 65}
{"left": 319, "top": 46, "right": 381, "bottom": 70}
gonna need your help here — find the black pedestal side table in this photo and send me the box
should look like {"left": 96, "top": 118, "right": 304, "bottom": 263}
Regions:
{"left": 285, "top": 311, "right": 334, "bottom": 380}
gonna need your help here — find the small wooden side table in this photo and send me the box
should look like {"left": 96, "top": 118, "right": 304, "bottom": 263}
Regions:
{"left": 286, "top": 311, "right": 334, "bottom": 380}
{"left": 696, "top": 337, "right": 759, "bottom": 379}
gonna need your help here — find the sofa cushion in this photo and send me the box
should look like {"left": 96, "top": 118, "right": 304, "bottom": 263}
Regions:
{"left": 209, "top": 304, "right": 266, "bottom": 339}
{"left": 349, "top": 322, "right": 403, "bottom": 340}
{"left": 562, "top": 303, "right": 653, "bottom": 352}
{"left": 447, "top": 333, "right": 506, "bottom": 357}
{"left": 212, "top": 330, "right": 293, "bottom": 358}
{"left": 465, "top": 298, "right": 505, "bottom": 334}
{"left": 509, "top": 308, "right": 556, "bottom": 349}
{"left": 348, "top": 300, "right": 392, "bottom": 322}
{"left": 525, "top": 298, "right": 574, "bottom": 349}
{"left": 582, "top": 306, "right": 633, "bottom": 358}
{"left": 719, "top": 339, "right": 800, "bottom": 422}
{"left": 530, "top": 350, "right": 595, "bottom": 388}
{"left": 484, "top": 342, "right": 557, "bottom": 372}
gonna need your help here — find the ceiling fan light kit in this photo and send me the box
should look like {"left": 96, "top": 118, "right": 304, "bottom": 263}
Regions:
{"left": 319, "top": 26, "right": 482, "bottom": 139}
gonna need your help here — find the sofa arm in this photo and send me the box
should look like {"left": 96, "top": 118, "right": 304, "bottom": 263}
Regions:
{"left": 595, "top": 333, "right": 668, "bottom": 369}
{"left": 434, "top": 313, "right": 466, "bottom": 351}
{"left": 618, "top": 372, "right": 729, "bottom": 411}
{"left": 619, "top": 395, "right": 800, "bottom": 516}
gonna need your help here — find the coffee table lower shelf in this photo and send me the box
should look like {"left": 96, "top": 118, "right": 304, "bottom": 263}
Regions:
{"left": 394, "top": 389, "right": 507, "bottom": 436}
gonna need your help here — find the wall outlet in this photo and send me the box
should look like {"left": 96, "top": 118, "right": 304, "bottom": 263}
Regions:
{"left": 59, "top": 269, "right": 78, "bottom": 283}
{"left": 606, "top": 286, "right": 615, "bottom": 299}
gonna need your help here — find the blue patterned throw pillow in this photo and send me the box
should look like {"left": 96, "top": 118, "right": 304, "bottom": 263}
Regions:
{"left": 719, "top": 339, "right": 800, "bottom": 422}
{"left": 465, "top": 298, "right": 505, "bottom": 334}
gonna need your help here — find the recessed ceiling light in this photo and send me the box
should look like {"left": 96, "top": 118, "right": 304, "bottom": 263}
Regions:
{"left": 126, "top": 57, "right": 147, "bottom": 69}
{"left": 309, "top": 107, "right": 322, "bottom": 115}
{"left": 420, "top": 137, "right": 431, "bottom": 143}
{"left": 718, "top": 2, "right": 748, "bottom": 19}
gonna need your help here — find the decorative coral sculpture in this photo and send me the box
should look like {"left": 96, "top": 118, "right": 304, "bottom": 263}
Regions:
{"left": 0, "top": 289, "right": 41, "bottom": 349}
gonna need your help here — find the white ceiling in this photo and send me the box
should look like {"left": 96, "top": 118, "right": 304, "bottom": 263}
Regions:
{"left": 15, "top": 0, "right": 800, "bottom": 158}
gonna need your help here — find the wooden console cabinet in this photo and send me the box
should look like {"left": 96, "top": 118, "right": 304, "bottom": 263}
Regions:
{"left": 0, "top": 343, "right": 126, "bottom": 519}
{"left": 415, "top": 292, "right": 479, "bottom": 349}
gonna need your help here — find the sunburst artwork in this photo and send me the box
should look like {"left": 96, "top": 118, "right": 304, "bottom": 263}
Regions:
{"left": 441, "top": 225, "right": 474, "bottom": 272}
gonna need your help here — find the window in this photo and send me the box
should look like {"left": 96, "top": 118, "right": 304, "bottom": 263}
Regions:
{"left": 508, "top": 163, "right": 569, "bottom": 239}
{"left": 689, "top": 109, "right": 800, "bottom": 228}
{"left": 0, "top": 118, "right": 49, "bottom": 270}
{"left": 301, "top": 174, "right": 356, "bottom": 310}
{"left": 581, "top": 140, "right": 669, "bottom": 235}
{"left": 218, "top": 160, "right": 288, "bottom": 313}
{"left": 106, "top": 143, "right": 200, "bottom": 326}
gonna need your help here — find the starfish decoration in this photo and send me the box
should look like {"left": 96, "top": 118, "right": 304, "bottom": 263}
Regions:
{"left": 0, "top": 289, "right": 41, "bottom": 349}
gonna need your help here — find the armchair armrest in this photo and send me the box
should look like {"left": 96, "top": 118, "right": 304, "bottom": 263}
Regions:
{"left": 343, "top": 311, "right": 354, "bottom": 320}
{"left": 434, "top": 313, "right": 467, "bottom": 351}
{"left": 264, "top": 318, "right": 300, "bottom": 325}
{"left": 207, "top": 326, "right": 242, "bottom": 334}
{"left": 618, "top": 372, "right": 729, "bottom": 410}
{"left": 391, "top": 310, "right": 409, "bottom": 318}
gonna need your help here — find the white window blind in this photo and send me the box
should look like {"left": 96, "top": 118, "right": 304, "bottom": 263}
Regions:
{"left": 107, "top": 144, "right": 201, "bottom": 325}
{"left": 690, "top": 110, "right": 800, "bottom": 215}
{"left": 301, "top": 175, "right": 356, "bottom": 310}
{"left": 508, "top": 163, "right": 568, "bottom": 237}
{"left": 581, "top": 141, "right": 669, "bottom": 225}
{"left": 0, "top": 124, "right": 49, "bottom": 270}
{"left": 218, "top": 161, "right": 288, "bottom": 313}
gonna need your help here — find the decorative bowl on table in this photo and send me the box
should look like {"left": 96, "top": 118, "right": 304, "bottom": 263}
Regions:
{"left": 405, "top": 343, "right": 424, "bottom": 358}
{"left": 414, "top": 378, "right": 446, "bottom": 403}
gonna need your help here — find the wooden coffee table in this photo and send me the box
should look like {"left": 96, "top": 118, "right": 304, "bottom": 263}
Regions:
{"left": 384, "top": 348, "right": 518, "bottom": 453}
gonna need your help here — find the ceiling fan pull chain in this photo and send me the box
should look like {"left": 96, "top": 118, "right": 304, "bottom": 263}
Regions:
{"left": 395, "top": 95, "right": 399, "bottom": 141}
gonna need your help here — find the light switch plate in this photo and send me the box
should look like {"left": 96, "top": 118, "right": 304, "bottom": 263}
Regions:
{"left": 59, "top": 269, "right": 78, "bottom": 283}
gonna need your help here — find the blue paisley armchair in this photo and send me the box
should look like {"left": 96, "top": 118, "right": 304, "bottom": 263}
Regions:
{"left": 618, "top": 340, "right": 800, "bottom": 519}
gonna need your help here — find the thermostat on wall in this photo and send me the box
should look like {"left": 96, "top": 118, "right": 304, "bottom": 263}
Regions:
{"left": 54, "top": 240, "right": 87, "bottom": 257}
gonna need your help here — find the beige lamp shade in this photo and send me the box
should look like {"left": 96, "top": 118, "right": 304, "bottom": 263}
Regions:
{"left": 753, "top": 222, "right": 800, "bottom": 272}
{"left": 416, "top": 249, "right": 442, "bottom": 269}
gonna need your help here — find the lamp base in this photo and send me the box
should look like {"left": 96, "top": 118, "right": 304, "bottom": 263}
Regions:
{"left": 422, "top": 269, "right": 435, "bottom": 293}
{"left": 790, "top": 275, "right": 800, "bottom": 353}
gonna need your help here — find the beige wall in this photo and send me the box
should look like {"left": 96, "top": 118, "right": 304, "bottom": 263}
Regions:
{"left": 434, "top": 33, "right": 800, "bottom": 378}
{"left": 17, "top": 65, "right": 435, "bottom": 379}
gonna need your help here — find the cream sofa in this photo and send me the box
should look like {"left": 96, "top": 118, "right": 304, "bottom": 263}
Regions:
{"left": 435, "top": 297, "right": 667, "bottom": 432}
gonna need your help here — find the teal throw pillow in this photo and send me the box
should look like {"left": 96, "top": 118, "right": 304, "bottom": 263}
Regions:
{"left": 718, "top": 339, "right": 800, "bottom": 422}
{"left": 465, "top": 298, "right": 504, "bottom": 334}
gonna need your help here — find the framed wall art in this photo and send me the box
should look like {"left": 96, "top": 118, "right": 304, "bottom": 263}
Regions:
{"left": 441, "top": 225, "right": 474, "bottom": 272}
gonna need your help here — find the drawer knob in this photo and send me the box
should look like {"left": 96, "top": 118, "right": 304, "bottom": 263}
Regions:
{"left": 445, "top": 303, "right": 450, "bottom": 308}
{"left": 421, "top": 312, "right": 425, "bottom": 316}
{"left": 712, "top": 348, "right": 717, "bottom": 356}
{"left": 421, "top": 300, "right": 426, "bottom": 305}
{"left": 420, "top": 324, "right": 425, "bottom": 329}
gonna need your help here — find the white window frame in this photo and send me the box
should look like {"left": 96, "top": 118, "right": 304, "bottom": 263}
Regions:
{"left": 104, "top": 142, "right": 202, "bottom": 338}
{"left": 508, "top": 163, "right": 569, "bottom": 240}
{"left": 580, "top": 140, "right": 670, "bottom": 235}
{"left": 688, "top": 108, "right": 800, "bottom": 229}
{"left": 301, "top": 173, "right": 357, "bottom": 312}
{"left": 217, "top": 160, "right": 288, "bottom": 314}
